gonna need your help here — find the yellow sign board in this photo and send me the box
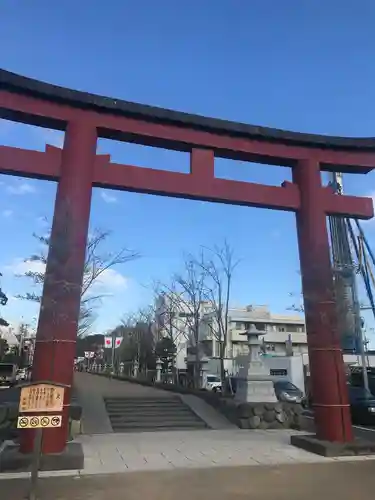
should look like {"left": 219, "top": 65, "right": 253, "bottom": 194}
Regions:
{"left": 19, "top": 384, "right": 65, "bottom": 413}
{"left": 17, "top": 414, "right": 62, "bottom": 429}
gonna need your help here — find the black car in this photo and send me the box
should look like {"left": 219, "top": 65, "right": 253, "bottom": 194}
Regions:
{"left": 348, "top": 385, "right": 375, "bottom": 425}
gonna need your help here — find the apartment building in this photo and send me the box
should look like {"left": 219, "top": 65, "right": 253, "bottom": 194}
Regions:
{"left": 197, "top": 304, "right": 307, "bottom": 371}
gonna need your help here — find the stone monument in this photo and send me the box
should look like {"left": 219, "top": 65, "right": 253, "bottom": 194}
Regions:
{"left": 235, "top": 325, "right": 277, "bottom": 403}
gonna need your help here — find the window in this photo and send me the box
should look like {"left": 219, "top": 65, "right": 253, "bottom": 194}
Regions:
{"left": 278, "top": 326, "right": 286, "bottom": 332}
{"left": 254, "top": 322, "right": 266, "bottom": 331}
{"left": 274, "top": 380, "right": 298, "bottom": 391}
{"left": 349, "top": 386, "right": 374, "bottom": 401}
{"left": 271, "top": 369, "right": 288, "bottom": 377}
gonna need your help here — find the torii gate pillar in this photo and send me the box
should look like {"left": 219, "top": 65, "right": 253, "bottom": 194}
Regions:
{"left": 21, "top": 122, "right": 97, "bottom": 454}
{"left": 294, "top": 159, "right": 353, "bottom": 441}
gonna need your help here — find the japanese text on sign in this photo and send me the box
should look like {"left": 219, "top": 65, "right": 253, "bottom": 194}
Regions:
{"left": 19, "top": 384, "right": 65, "bottom": 413}
{"left": 17, "top": 414, "right": 62, "bottom": 429}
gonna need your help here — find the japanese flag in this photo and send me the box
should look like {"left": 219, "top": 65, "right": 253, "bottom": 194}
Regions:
{"left": 104, "top": 337, "right": 113, "bottom": 348}
{"left": 115, "top": 338, "right": 123, "bottom": 348}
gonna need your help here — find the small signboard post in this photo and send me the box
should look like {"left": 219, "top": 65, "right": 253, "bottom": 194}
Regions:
{"left": 17, "top": 381, "right": 68, "bottom": 500}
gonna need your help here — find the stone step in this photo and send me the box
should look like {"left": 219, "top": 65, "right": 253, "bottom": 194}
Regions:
{"left": 106, "top": 407, "right": 194, "bottom": 416}
{"left": 107, "top": 426, "right": 207, "bottom": 433}
{"left": 105, "top": 401, "right": 185, "bottom": 408}
{"left": 104, "top": 398, "right": 182, "bottom": 405}
{"left": 109, "top": 413, "right": 202, "bottom": 422}
{"left": 104, "top": 396, "right": 208, "bottom": 433}
{"left": 108, "top": 419, "right": 207, "bottom": 430}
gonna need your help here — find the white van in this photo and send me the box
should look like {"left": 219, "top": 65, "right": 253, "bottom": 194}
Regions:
{"left": 204, "top": 374, "right": 222, "bottom": 392}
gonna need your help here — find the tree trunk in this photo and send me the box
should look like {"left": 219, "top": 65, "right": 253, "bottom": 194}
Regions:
{"left": 219, "top": 342, "right": 226, "bottom": 391}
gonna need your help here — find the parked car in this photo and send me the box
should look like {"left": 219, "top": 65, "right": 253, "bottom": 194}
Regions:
{"left": 0, "top": 363, "right": 17, "bottom": 388}
{"left": 204, "top": 374, "right": 222, "bottom": 392}
{"left": 348, "top": 385, "right": 375, "bottom": 425}
{"left": 307, "top": 384, "right": 375, "bottom": 425}
{"left": 222, "top": 376, "right": 306, "bottom": 405}
{"left": 273, "top": 380, "right": 305, "bottom": 405}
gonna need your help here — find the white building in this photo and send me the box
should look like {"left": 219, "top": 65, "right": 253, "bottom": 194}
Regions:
{"left": 228, "top": 304, "right": 307, "bottom": 358}
{"left": 198, "top": 304, "right": 306, "bottom": 360}
{"left": 0, "top": 325, "right": 20, "bottom": 347}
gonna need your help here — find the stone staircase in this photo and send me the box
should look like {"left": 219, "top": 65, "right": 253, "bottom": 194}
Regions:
{"left": 104, "top": 396, "right": 209, "bottom": 433}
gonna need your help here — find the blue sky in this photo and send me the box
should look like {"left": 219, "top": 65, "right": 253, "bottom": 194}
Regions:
{"left": 1, "top": 1, "right": 375, "bottom": 339}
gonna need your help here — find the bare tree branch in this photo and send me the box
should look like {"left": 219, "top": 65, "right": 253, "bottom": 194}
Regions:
{"left": 172, "top": 252, "right": 208, "bottom": 387}
{"left": 16, "top": 228, "right": 140, "bottom": 336}
{"left": 151, "top": 280, "right": 192, "bottom": 351}
{"left": 198, "top": 240, "right": 240, "bottom": 382}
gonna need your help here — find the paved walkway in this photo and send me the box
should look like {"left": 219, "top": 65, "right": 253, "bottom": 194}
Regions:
{"left": 3, "top": 374, "right": 373, "bottom": 497}
{"left": 2, "top": 461, "right": 375, "bottom": 499}
{"left": 74, "top": 372, "right": 234, "bottom": 433}
{"left": 74, "top": 372, "right": 178, "bottom": 434}
{"left": 77, "top": 427, "right": 375, "bottom": 474}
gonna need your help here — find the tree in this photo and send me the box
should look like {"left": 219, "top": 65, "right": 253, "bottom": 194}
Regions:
{"left": 0, "top": 337, "right": 9, "bottom": 361}
{"left": 155, "top": 336, "right": 177, "bottom": 373}
{"left": 152, "top": 280, "right": 191, "bottom": 354}
{"left": 199, "top": 240, "right": 240, "bottom": 383}
{"left": 16, "top": 229, "right": 140, "bottom": 336}
{"left": 173, "top": 253, "right": 208, "bottom": 388}
{"left": 0, "top": 272, "right": 9, "bottom": 327}
{"left": 76, "top": 333, "right": 105, "bottom": 358}
{"left": 114, "top": 308, "right": 156, "bottom": 374}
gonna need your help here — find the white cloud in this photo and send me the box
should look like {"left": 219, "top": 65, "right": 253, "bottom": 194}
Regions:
{"left": 100, "top": 191, "right": 117, "bottom": 204}
{"left": 6, "top": 259, "right": 45, "bottom": 276}
{"left": 2, "top": 209, "right": 13, "bottom": 218}
{"left": 5, "top": 259, "right": 127, "bottom": 293}
{"left": 6, "top": 182, "right": 36, "bottom": 195}
{"left": 93, "top": 269, "right": 128, "bottom": 290}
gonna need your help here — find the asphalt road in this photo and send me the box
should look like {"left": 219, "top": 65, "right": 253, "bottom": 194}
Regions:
{"left": 2, "top": 462, "right": 375, "bottom": 500}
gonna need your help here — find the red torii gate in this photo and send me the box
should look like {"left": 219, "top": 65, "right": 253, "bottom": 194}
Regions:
{"left": 0, "top": 70, "right": 374, "bottom": 455}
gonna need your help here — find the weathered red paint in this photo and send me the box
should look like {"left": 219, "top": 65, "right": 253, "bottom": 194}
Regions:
{"left": 1, "top": 72, "right": 375, "bottom": 451}
{"left": 293, "top": 160, "right": 353, "bottom": 441}
{"left": 20, "top": 122, "right": 97, "bottom": 454}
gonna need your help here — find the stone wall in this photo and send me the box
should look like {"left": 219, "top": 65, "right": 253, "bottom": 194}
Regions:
{"left": 214, "top": 399, "right": 303, "bottom": 430}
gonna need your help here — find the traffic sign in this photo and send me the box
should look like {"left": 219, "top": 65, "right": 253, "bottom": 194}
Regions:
{"left": 19, "top": 383, "right": 65, "bottom": 413}
{"left": 17, "top": 415, "right": 62, "bottom": 429}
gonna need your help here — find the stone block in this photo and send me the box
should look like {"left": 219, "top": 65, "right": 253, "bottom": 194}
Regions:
{"left": 248, "top": 416, "right": 261, "bottom": 429}
{"left": 238, "top": 418, "right": 250, "bottom": 429}
{"left": 263, "top": 410, "right": 275, "bottom": 423}
{"left": 291, "top": 434, "right": 375, "bottom": 457}
{"left": 0, "top": 441, "right": 84, "bottom": 472}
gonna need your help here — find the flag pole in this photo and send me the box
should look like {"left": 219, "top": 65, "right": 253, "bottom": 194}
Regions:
{"left": 111, "top": 330, "right": 115, "bottom": 374}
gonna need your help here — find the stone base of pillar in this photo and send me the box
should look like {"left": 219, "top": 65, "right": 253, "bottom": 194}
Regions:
{"left": 0, "top": 441, "right": 84, "bottom": 472}
{"left": 291, "top": 434, "right": 375, "bottom": 457}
